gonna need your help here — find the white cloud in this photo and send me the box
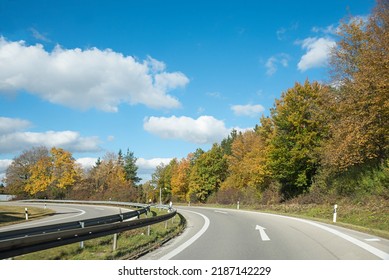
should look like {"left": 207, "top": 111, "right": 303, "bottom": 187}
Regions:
{"left": 0, "top": 159, "right": 12, "bottom": 173}
{"left": 265, "top": 53, "right": 290, "bottom": 76}
{"left": 312, "top": 24, "right": 338, "bottom": 35}
{"left": 144, "top": 115, "right": 241, "bottom": 144}
{"left": 231, "top": 104, "right": 265, "bottom": 117}
{"left": 76, "top": 157, "right": 98, "bottom": 170}
{"left": 0, "top": 37, "right": 189, "bottom": 112}
{"left": 297, "top": 37, "right": 336, "bottom": 71}
{"left": 0, "top": 131, "right": 100, "bottom": 154}
{"left": 0, "top": 117, "right": 31, "bottom": 134}
{"left": 137, "top": 157, "right": 173, "bottom": 173}
{"left": 0, "top": 116, "right": 100, "bottom": 154}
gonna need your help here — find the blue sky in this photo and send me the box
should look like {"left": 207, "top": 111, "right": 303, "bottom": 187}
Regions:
{"left": 0, "top": 0, "right": 376, "bottom": 182}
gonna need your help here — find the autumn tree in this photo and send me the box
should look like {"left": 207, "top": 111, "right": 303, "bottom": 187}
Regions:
{"left": 325, "top": 0, "right": 389, "bottom": 170}
{"left": 24, "top": 152, "right": 53, "bottom": 196}
{"left": 5, "top": 146, "right": 49, "bottom": 198}
{"left": 49, "top": 147, "right": 80, "bottom": 198}
{"left": 171, "top": 155, "right": 191, "bottom": 202}
{"left": 221, "top": 129, "right": 270, "bottom": 200}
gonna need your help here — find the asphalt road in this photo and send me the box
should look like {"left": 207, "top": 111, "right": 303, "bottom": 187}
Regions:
{"left": 0, "top": 201, "right": 132, "bottom": 232}
{"left": 140, "top": 206, "right": 389, "bottom": 260}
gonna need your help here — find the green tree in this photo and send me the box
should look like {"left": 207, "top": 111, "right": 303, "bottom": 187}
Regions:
{"left": 187, "top": 144, "right": 228, "bottom": 202}
{"left": 123, "top": 149, "right": 141, "bottom": 184}
{"left": 269, "top": 81, "right": 328, "bottom": 199}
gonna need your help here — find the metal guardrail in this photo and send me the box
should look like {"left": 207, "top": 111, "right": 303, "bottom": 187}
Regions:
{"left": 0, "top": 200, "right": 176, "bottom": 259}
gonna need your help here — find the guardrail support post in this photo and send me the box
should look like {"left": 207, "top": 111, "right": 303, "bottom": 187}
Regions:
{"left": 24, "top": 208, "right": 28, "bottom": 220}
{"left": 147, "top": 225, "right": 151, "bottom": 236}
{"left": 79, "top": 222, "right": 84, "bottom": 249}
{"left": 113, "top": 233, "right": 118, "bottom": 251}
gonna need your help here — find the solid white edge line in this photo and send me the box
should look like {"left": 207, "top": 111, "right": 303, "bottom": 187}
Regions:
{"left": 159, "top": 209, "right": 210, "bottom": 260}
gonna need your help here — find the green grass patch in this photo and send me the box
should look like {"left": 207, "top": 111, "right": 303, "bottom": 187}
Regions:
{"left": 15, "top": 210, "right": 185, "bottom": 260}
{"left": 0, "top": 205, "right": 55, "bottom": 227}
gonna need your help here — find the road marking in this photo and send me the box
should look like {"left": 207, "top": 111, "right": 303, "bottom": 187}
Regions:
{"left": 160, "top": 209, "right": 210, "bottom": 260}
{"left": 365, "top": 238, "right": 380, "bottom": 242}
{"left": 254, "top": 212, "right": 389, "bottom": 260}
{"left": 255, "top": 225, "right": 270, "bottom": 241}
{"left": 214, "top": 210, "right": 228, "bottom": 214}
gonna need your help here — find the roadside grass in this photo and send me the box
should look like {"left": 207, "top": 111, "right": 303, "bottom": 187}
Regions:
{"left": 14, "top": 209, "right": 185, "bottom": 260}
{"left": 0, "top": 205, "right": 55, "bottom": 227}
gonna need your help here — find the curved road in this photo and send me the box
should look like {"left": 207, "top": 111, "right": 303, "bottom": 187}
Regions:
{"left": 0, "top": 201, "right": 132, "bottom": 232}
{"left": 141, "top": 206, "right": 389, "bottom": 260}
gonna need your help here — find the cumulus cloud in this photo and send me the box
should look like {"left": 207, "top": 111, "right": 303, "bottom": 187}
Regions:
{"left": 0, "top": 117, "right": 31, "bottom": 134}
{"left": 144, "top": 115, "right": 242, "bottom": 144}
{"left": 297, "top": 37, "right": 336, "bottom": 71}
{"left": 76, "top": 157, "right": 98, "bottom": 170}
{"left": 265, "top": 53, "right": 290, "bottom": 76}
{"left": 137, "top": 158, "right": 173, "bottom": 173}
{"left": 231, "top": 104, "right": 265, "bottom": 117}
{"left": 0, "top": 37, "right": 189, "bottom": 112}
{"left": 0, "top": 116, "right": 100, "bottom": 154}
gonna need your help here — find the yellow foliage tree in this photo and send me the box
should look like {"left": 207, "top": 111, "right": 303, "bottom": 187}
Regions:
{"left": 171, "top": 155, "right": 191, "bottom": 201}
{"left": 25, "top": 155, "right": 53, "bottom": 195}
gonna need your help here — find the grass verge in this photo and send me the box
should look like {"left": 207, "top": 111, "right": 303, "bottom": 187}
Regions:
{"left": 0, "top": 205, "right": 55, "bottom": 227}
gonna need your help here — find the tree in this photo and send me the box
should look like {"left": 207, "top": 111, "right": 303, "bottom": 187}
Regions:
{"left": 326, "top": 0, "right": 389, "bottom": 170}
{"left": 50, "top": 147, "right": 80, "bottom": 197}
{"left": 25, "top": 154, "right": 53, "bottom": 196}
{"left": 22, "top": 147, "right": 80, "bottom": 198}
{"left": 123, "top": 149, "right": 141, "bottom": 184}
{"left": 5, "top": 147, "right": 49, "bottom": 197}
{"left": 151, "top": 160, "right": 177, "bottom": 203}
{"left": 268, "top": 81, "right": 328, "bottom": 199}
{"left": 171, "top": 155, "right": 191, "bottom": 202}
{"left": 223, "top": 130, "right": 270, "bottom": 192}
{"left": 187, "top": 144, "right": 228, "bottom": 202}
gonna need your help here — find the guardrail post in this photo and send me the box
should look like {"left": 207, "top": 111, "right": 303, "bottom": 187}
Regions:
{"left": 333, "top": 204, "right": 338, "bottom": 223}
{"left": 79, "top": 222, "right": 84, "bottom": 249}
{"left": 147, "top": 225, "right": 151, "bottom": 236}
{"left": 113, "top": 233, "right": 118, "bottom": 251}
{"left": 24, "top": 208, "right": 28, "bottom": 220}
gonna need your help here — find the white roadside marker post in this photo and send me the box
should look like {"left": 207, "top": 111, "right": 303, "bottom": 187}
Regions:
{"left": 333, "top": 204, "right": 338, "bottom": 223}
{"left": 25, "top": 208, "right": 28, "bottom": 220}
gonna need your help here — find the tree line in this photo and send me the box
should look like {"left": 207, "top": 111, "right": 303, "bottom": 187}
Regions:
{"left": 151, "top": 1, "right": 389, "bottom": 204}
{"left": 4, "top": 147, "right": 145, "bottom": 201}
